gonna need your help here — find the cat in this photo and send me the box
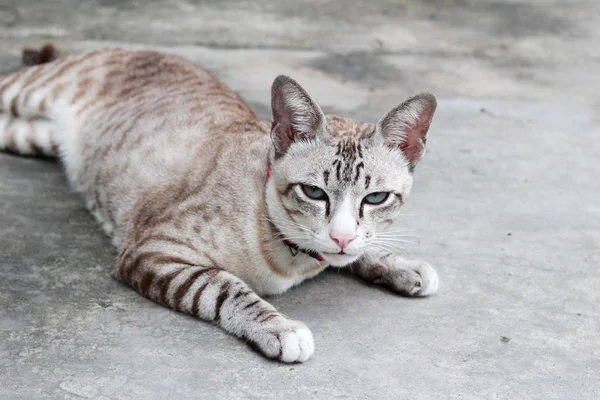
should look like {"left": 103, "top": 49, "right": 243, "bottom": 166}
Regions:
{"left": 0, "top": 44, "right": 439, "bottom": 363}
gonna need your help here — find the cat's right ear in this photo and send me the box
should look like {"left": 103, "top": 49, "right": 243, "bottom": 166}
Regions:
{"left": 270, "top": 75, "right": 326, "bottom": 157}
{"left": 376, "top": 92, "right": 437, "bottom": 170}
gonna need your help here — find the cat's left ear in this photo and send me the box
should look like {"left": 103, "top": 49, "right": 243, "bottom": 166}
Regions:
{"left": 270, "top": 75, "right": 326, "bottom": 157}
{"left": 376, "top": 93, "right": 437, "bottom": 170}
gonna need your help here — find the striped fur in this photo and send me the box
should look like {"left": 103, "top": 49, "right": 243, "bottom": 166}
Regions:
{"left": 0, "top": 45, "right": 440, "bottom": 362}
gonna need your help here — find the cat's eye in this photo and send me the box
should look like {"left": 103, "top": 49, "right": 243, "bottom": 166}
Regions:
{"left": 301, "top": 184, "right": 328, "bottom": 200}
{"left": 363, "top": 192, "right": 389, "bottom": 205}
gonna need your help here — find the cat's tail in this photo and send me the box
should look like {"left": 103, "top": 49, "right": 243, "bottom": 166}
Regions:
{"left": 22, "top": 43, "right": 61, "bottom": 67}
{"left": 0, "top": 43, "right": 68, "bottom": 157}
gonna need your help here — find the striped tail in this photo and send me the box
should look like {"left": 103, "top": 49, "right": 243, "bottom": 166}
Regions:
{"left": 22, "top": 43, "right": 61, "bottom": 67}
{"left": 0, "top": 44, "right": 63, "bottom": 157}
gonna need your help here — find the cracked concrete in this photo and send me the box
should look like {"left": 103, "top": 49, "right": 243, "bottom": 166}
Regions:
{"left": 1, "top": 1, "right": 599, "bottom": 399}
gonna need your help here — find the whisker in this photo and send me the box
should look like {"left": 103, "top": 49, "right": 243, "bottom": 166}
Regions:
{"left": 376, "top": 229, "right": 417, "bottom": 233}
{"left": 372, "top": 240, "right": 415, "bottom": 249}
{"left": 369, "top": 243, "right": 408, "bottom": 256}
{"left": 376, "top": 234, "right": 418, "bottom": 239}
{"left": 370, "top": 240, "right": 411, "bottom": 252}
{"left": 373, "top": 238, "right": 419, "bottom": 245}
{"left": 371, "top": 240, "right": 404, "bottom": 251}
{"left": 270, "top": 237, "right": 311, "bottom": 244}
{"left": 375, "top": 231, "right": 421, "bottom": 238}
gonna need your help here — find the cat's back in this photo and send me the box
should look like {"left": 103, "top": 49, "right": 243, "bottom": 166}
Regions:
{"left": 70, "top": 48, "right": 256, "bottom": 127}
{"left": 53, "top": 48, "right": 263, "bottom": 242}
{"left": 73, "top": 48, "right": 259, "bottom": 181}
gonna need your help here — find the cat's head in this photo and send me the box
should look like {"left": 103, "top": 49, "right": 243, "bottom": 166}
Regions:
{"left": 266, "top": 75, "right": 436, "bottom": 267}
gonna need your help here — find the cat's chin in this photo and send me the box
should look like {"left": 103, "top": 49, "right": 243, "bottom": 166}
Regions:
{"left": 322, "top": 252, "right": 361, "bottom": 267}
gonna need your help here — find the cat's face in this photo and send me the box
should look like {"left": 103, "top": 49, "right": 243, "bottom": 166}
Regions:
{"left": 267, "top": 76, "right": 436, "bottom": 267}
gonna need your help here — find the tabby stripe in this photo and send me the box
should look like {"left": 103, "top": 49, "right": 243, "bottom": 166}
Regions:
{"left": 98, "top": 111, "right": 134, "bottom": 138}
{"left": 258, "top": 313, "right": 278, "bottom": 323}
{"left": 74, "top": 63, "right": 104, "bottom": 80}
{"left": 173, "top": 267, "right": 222, "bottom": 310}
{"left": 113, "top": 112, "right": 147, "bottom": 152}
{"left": 49, "top": 82, "right": 70, "bottom": 101}
{"left": 122, "top": 250, "right": 195, "bottom": 284}
{"left": 26, "top": 134, "right": 45, "bottom": 156}
{"left": 354, "top": 162, "right": 364, "bottom": 183}
{"left": 282, "top": 204, "right": 302, "bottom": 218}
{"left": 69, "top": 77, "right": 94, "bottom": 103}
{"left": 281, "top": 183, "right": 295, "bottom": 197}
{"left": 78, "top": 93, "right": 125, "bottom": 118}
{"left": 113, "top": 93, "right": 187, "bottom": 151}
{"left": 77, "top": 66, "right": 190, "bottom": 116}
{"left": 254, "top": 310, "right": 269, "bottom": 321}
{"left": 21, "top": 64, "right": 47, "bottom": 91}
{"left": 234, "top": 290, "right": 251, "bottom": 300}
{"left": 4, "top": 129, "right": 18, "bottom": 153}
{"left": 135, "top": 166, "right": 222, "bottom": 235}
{"left": 135, "top": 233, "right": 197, "bottom": 254}
{"left": 10, "top": 97, "right": 19, "bottom": 118}
{"left": 0, "top": 68, "right": 26, "bottom": 96}
{"left": 214, "top": 281, "right": 232, "bottom": 322}
{"left": 157, "top": 268, "right": 186, "bottom": 304}
{"left": 20, "top": 52, "right": 89, "bottom": 105}
{"left": 138, "top": 270, "right": 156, "bottom": 296}
{"left": 243, "top": 300, "right": 260, "bottom": 310}
{"left": 191, "top": 282, "right": 210, "bottom": 316}
{"left": 114, "top": 80, "right": 150, "bottom": 99}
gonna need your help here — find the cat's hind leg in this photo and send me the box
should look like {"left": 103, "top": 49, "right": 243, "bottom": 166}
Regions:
{"left": 0, "top": 113, "right": 59, "bottom": 157}
{"left": 0, "top": 45, "right": 66, "bottom": 158}
{"left": 115, "top": 243, "right": 315, "bottom": 362}
{"left": 351, "top": 253, "right": 439, "bottom": 297}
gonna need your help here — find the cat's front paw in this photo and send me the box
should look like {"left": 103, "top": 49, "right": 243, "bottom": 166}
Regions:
{"left": 248, "top": 318, "right": 314, "bottom": 363}
{"left": 407, "top": 260, "right": 439, "bottom": 297}
{"left": 378, "top": 258, "right": 439, "bottom": 297}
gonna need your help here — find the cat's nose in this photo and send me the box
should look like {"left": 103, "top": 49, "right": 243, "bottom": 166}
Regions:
{"left": 329, "top": 231, "right": 357, "bottom": 250}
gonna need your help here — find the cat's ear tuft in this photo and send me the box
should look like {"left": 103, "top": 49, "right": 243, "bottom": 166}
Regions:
{"left": 377, "top": 92, "right": 437, "bottom": 169}
{"left": 270, "top": 75, "right": 326, "bottom": 156}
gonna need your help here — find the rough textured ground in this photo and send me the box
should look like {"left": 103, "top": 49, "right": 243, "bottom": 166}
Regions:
{"left": 1, "top": 1, "right": 599, "bottom": 399}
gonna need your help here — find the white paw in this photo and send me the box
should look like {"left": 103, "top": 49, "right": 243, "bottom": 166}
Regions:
{"left": 250, "top": 319, "right": 315, "bottom": 363}
{"left": 280, "top": 324, "right": 314, "bottom": 362}
{"left": 383, "top": 258, "right": 440, "bottom": 297}
{"left": 409, "top": 261, "right": 439, "bottom": 297}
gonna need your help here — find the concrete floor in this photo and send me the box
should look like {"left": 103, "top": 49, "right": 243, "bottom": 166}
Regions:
{"left": 1, "top": 1, "right": 599, "bottom": 399}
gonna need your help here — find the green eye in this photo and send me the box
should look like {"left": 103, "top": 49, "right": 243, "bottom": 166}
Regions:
{"left": 363, "top": 192, "right": 389, "bottom": 205}
{"left": 301, "top": 184, "right": 328, "bottom": 200}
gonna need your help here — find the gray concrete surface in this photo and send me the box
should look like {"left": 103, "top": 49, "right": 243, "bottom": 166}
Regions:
{"left": 1, "top": 1, "right": 599, "bottom": 399}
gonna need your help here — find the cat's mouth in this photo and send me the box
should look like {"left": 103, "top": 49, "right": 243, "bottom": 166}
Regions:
{"left": 320, "top": 251, "right": 361, "bottom": 267}
{"left": 322, "top": 250, "right": 347, "bottom": 256}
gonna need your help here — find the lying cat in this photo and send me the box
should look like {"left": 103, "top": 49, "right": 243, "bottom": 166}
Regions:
{"left": 0, "top": 44, "right": 439, "bottom": 362}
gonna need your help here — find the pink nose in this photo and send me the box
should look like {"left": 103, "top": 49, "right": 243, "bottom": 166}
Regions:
{"left": 329, "top": 231, "right": 357, "bottom": 250}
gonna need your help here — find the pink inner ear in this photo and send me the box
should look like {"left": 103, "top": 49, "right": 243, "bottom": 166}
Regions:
{"left": 399, "top": 117, "right": 430, "bottom": 165}
{"left": 271, "top": 119, "right": 295, "bottom": 152}
{"left": 383, "top": 95, "right": 436, "bottom": 167}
